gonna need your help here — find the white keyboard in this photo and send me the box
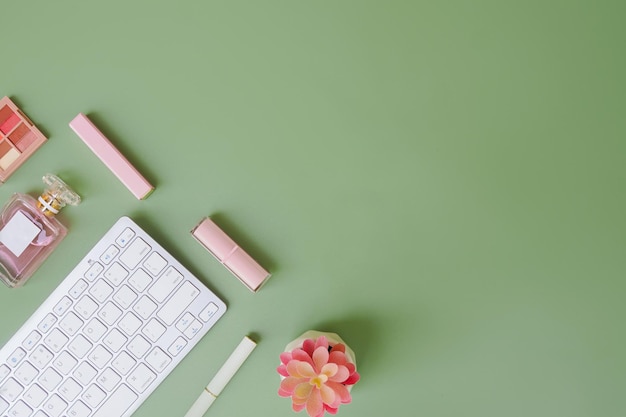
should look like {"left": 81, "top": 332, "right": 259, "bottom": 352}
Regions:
{"left": 0, "top": 216, "right": 226, "bottom": 417}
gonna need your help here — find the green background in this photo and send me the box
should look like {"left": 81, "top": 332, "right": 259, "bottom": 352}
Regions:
{"left": 1, "top": 1, "right": 625, "bottom": 416}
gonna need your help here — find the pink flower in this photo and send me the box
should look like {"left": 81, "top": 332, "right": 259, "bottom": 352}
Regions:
{"left": 277, "top": 336, "right": 360, "bottom": 417}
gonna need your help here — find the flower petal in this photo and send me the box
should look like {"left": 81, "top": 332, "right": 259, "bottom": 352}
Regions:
{"left": 344, "top": 362, "right": 356, "bottom": 374}
{"left": 294, "top": 382, "right": 313, "bottom": 400}
{"left": 314, "top": 336, "right": 329, "bottom": 351}
{"left": 296, "top": 361, "right": 317, "bottom": 378}
{"left": 321, "top": 363, "right": 338, "bottom": 378}
{"left": 280, "top": 352, "right": 292, "bottom": 365}
{"left": 312, "top": 346, "right": 329, "bottom": 372}
{"left": 344, "top": 371, "right": 360, "bottom": 385}
{"left": 306, "top": 388, "right": 323, "bottom": 417}
{"left": 277, "top": 364, "right": 289, "bottom": 377}
{"left": 278, "top": 387, "right": 291, "bottom": 397}
{"left": 280, "top": 376, "right": 307, "bottom": 394}
{"left": 292, "top": 348, "right": 314, "bottom": 365}
{"left": 293, "top": 402, "right": 306, "bottom": 412}
{"left": 324, "top": 404, "right": 339, "bottom": 415}
{"left": 326, "top": 382, "right": 352, "bottom": 404}
{"left": 328, "top": 351, "right": 348, "bottom": 367}
{"left": 319, "top": 383, "right": 337, "bottom": 406}
{"left": 328, "top": 365, "right": 349, "bottom": 383}
{"left": 330, "top": 343, "right": 345, "bottom": 354}
{"left": 302, "top": 338, "right": 316, "bottom": 356}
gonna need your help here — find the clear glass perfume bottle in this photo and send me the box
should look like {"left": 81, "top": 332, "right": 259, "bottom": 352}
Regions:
{"left": 0, "top": 174, "right": 80, "bottom": 287}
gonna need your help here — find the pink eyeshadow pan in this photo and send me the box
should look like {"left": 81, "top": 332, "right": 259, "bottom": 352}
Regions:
{"left": 0, "top": 140, "right": 12, "bottom": 157}
{"left": 13, "top": 130, "right": 36, "bottom": 152}
{"left": 0, "top": 106, "right": 13, "bottom": 126}
{"left": 9, "top": 124, "right": 29, "bottom": 148}
{"left": 0, "top": 112, "right": 20, "bottom": 135}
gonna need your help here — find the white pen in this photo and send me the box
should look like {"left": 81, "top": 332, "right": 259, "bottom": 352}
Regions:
{"left": 183, "top": 336, "right": 257, "bottom": 417}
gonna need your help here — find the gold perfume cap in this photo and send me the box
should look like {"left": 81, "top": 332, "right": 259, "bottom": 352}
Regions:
{"left": 36, "top": 174, "right": 81, "bottom": 217}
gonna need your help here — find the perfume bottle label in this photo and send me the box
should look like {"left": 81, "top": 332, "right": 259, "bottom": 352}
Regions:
{"left": 0, "top": 211, "right": 41, "bottom": 257}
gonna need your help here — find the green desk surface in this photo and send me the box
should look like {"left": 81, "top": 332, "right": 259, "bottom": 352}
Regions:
{"left": 1, "top": 1, "right": 624, "bottom": 416}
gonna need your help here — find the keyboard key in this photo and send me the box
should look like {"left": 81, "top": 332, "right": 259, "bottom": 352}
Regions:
{"left": 100, "top": 245, "right": 120, "bottom": 265}
{"left": 113, "top": 285, "right": 137, "bottom": 309}
{"left": 183, "top": 319, "right": 203, "bottom": 339}
{"left": 0, "top": 397, "right": 8, "bottom": 414}
{"left": 23, "top": 383, "right": 47, "bottom": 408}
{"left": 75, "top": 296, "right": 99, "bottom": 319}
{"left": 127, "top": 335, "right": 151, "bottom": 359}
{"left": 148, "top": 265, "right": 183, "bottom": 302}
{"left": 14, "top": 361, "right": 39, "bottom": 385}
{"left": 69, "top": 279, "right": 89, "bottom": 298}
{"left": 175, "top": 312, "right": 194, "bottom": 332}
{"left": 103, "top": 328, "right": 128, "bottom": 353}
{"left": 96, "top": 367, "right": 121, "bottom": 392}
{"left": 0, "top": 377, "right": 24, "bottom": 401}
{"left": 38, "top": 367, "right": 62, "bottom": 391}
{"left": 118, "top": 312, "right": 142, "bottom": 336}
{"left": 91, "top": 383, "right": 137, "bottom": 417}
{"left": 67, "top": 400, "right": 91, "bottom": 417}
{"left": 67, "top": 335, "right": 92, "bottom": 359}
{"left": 84, "top": 262, "right": 104, "bottom": 281}
{"left": 43, "top": 393, "right": 67, "bottom": 417}
{"left": 73, "top": 361, "right": 98, "bottom": 385}
{"left": 88, "top": 346, "right": 113, "bottom": 369}
{"left": 82, "top": 384, "right": 107, "bottom": 408}
{"left": 157, "top": 281, "right": 199, "bottom": 325}
{"left": 143, "top": 251, "right": 167, "bottom": 276}
{"left": 58, "top": 377, "right": 82, "bottom": 401}
{"left": 21, "top": 330, "right": 42, "bottom": 351}
{"left": 199, "top": 302, "right": 219, "bottom": 322}
{"left": 89, "top": 279, "right": 114, "bottom": 303}
{"left": 98, "top": 301, "right": 123, "bottom": 326}
{"left": 8, "top": 347, "right": 27, "bottom": 367}
{"left": 145, "top": 347, "right": 171, "bottom": 373}
{"left": 53, "top": 296, "right": 73, "bottom": 316}
{"left": 104, "top": 262, "right": 128, "bottom": 286}
{"left": 44, "top": 328, "right": 69, "bottom": 353}
{"left": 115, "top": 227, "right": 135, "bottom": 247}
{"left": 82, "top": 385, "right": 106, "bottom": 407}
{"left": 142, "top": 318, "right": 166, "bottom": 342}
{"left": 119, "top": 238, "right": 150, "bottom": 269}
{"left": 112, "top": 351, "right": 136, "bottom": 375}
{"left": 168, "top": 337, "right": 187, "bottom": 356}
{"left": 30, "top": 346, "right": 54, "bottom": 369}
{"left": 127, "top": 364, "right": 156, "bottom": 393}
{"left": 59, "top": 312, "right": 84, "bottom": 336}
{"left": 8, "top": 400, "right": 32, "bottom": 417}
{"left": 128, "top": 268, "right": 152, "bottom": 292}
{"left": 37, "top": 314, "right": 57, "bottom": 333}
{"left": 133, "top": 295, "right": 158, "bottom": 319}
{"left": 84, "top": 318, "right": 108, "bottom": 342}
{"left": 52, "top": 351, "right": 78, "bottom": 375}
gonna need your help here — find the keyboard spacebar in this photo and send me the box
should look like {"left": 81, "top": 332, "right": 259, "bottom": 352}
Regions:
{"left": 92, "top": 384, "right": 138, "bottom": 417}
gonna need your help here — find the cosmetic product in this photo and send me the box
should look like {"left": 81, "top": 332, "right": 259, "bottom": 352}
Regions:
{"left": 191, "top": 217, "right": 271, "bottom": 292}
{"left": 69, "top": 113, "right": 154, "bottom": 199}
{"left": 0, "top": 174, "right": 81, "bottom": 287}
{"left": 0, "top": 96, "right": 47, "bottom": 183}
{"left": 183, "top": 336, "right": 257, "bottom": 417}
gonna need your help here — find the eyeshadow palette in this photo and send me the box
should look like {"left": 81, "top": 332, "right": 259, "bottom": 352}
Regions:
{"left": 0, "top": 96, "right": 47, "bottom": 183}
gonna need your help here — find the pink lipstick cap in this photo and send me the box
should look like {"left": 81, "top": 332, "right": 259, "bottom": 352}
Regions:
{"left": 69, "top": 113, "right": 154, "bottom": 200}
{"left": 191, "top": 217, "right": 271, "bottom": 292}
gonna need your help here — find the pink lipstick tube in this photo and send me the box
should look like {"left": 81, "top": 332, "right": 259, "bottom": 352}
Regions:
{"left": 191, "top": 217, "right": 271, "bottom": 292}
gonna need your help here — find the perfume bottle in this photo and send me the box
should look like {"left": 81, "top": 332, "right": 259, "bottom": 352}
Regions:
{"left": 0, "top": 174, "right": 80, "bottom": 287}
